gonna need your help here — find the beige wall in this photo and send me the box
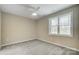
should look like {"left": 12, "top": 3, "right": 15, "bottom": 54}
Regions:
{"left": 37, "top": 5, "right": 79, "bottom": 50}
{"left": 1, "top": 12, "right": 36, "bottom": 46}
{"left": 0, "top": 10, "right": 1, "bottom": 48}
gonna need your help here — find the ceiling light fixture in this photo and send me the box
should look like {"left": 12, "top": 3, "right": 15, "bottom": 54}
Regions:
{"left": 32, "top": 12, "right": 37, "bottom": 16}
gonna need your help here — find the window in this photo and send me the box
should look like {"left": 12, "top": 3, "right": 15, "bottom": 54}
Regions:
{"left": 49, "top": 12, "right": 72, "bottom": 36}
{"left": 49, "top": 17, "right": 58, "bottom": 34}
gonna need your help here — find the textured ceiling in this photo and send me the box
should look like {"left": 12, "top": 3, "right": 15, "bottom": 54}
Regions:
{"left": 1, "top": 4, "right": 74, "bottom": 20}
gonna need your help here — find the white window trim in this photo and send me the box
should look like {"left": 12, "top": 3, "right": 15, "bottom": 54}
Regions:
{"left": 49, "top": 12, "right": 73, "bottom": 37}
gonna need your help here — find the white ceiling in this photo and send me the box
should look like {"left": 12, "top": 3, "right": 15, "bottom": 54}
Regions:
{"left": 0, "top": 4, "right": 74, "bottom": 20}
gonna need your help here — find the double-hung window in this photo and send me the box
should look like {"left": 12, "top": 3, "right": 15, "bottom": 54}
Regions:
{"left": 49, "top": 17, "right": 58, "bottom": 34}
{"left": 49, "top": 12, "right": 72, "bottom": 36}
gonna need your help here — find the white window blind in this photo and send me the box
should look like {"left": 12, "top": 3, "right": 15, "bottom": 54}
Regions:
{"left": 49, "top": 17, "right": 58, "bottom": 34}
{"left": 49, "top": 12, "right": 72, "bottom": 36}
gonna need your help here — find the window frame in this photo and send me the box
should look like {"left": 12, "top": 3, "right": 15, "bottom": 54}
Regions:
{"left": 49, "top": 12, "right": 73, "bottom": 37}
{"left": 49, "top": 17, "right": 58, "bottom": 35}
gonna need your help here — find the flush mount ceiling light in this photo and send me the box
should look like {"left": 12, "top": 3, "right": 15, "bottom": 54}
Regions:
{"left": 32, "top": 12, "right": 37, "bottom": 16}
{"left": 31, "top": 7, "right": 40, "bottom": 16}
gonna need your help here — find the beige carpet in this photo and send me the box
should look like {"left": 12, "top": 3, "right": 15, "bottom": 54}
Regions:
{"left": 0, "top": 39, "right": 78, "bottom": 55}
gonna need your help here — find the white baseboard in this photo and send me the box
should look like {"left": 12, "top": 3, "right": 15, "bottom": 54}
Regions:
{"left": 1, "top": 38, "right": 79, "bottom": 52}
{"left": 38, "top": 39, "right": 79, "bottom": 52}
{"left": 2, "top": 39, "right": 36, "bottom": 47}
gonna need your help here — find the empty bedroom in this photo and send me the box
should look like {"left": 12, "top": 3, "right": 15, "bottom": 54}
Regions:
{"left": 0, "top": 4, "right": 79, "bottom": 55}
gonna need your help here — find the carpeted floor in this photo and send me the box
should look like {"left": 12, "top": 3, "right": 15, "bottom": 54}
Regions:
{"left": 0, "top": 39, "right": 79, "bottom": 55}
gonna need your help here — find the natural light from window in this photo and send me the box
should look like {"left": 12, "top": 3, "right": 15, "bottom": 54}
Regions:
{"left": 49, "top": 12, "right": 72, "bottom": 37}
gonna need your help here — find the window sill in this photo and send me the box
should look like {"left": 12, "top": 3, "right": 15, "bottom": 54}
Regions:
{"left": 49, "top": 33, "right": 73, "bottom": 38}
